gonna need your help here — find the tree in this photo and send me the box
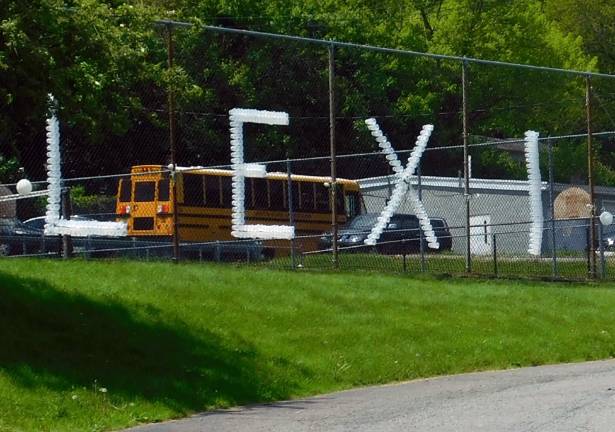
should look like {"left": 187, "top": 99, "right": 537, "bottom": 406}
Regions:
{"left": 545, "top": 0, "right": 615, "bottom": 73}
{"left": 1, "top": 0, "right": 610, "bottom": 187}
{"left": 164, "top": 0, "right": 597, "bottom": 179}
{"left": 0, "top": 0, "right": 165, "bottom": 180}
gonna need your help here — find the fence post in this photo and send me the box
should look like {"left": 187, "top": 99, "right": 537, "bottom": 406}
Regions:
{"left": 417, "top": 164, "right": 426, "bottom": 273}
{"left": 547, "top": 138, "right": 558, "bottom": 279}
{"left": 586, "top": 76, "right": 596, "bottom": 278}
{"left": 417, "top": 163, "right": 422, "bottom": 201}
{"left": 85, "top": 236, "right": 91, "bottom": 260}
{"left": 286, "top": 157, "right": 296, "bottom": 269}
{"left": 328, "top": 43, "right": 339, "bottom": 269}
{"left": 418, "top": 230, "right": 425, "bottom": 272}
{"left": 165, "top": 23, "right": 180, "bottom": 264}
{"left": 61, "top": 187, "right": 73, "bottom": 259}
{"left": 599, "top": 221, "right": 606, "bottom": 279}
{"left": 462, "top": 59, "right": 472, "bottom": 273}
{"left": 215, "top": 240, "right": 221, "bottom": 262}
{"left": 586, "top": 226, "right": 591, "bottom": 277}
{"left": 492, "top": 233, "right": 498, "bottom": 277}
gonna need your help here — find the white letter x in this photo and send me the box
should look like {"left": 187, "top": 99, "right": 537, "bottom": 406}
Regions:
{"left": 363, "top": 119, "right": 439, "bottom": 249}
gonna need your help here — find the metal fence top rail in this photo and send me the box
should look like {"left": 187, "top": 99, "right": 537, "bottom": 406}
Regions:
{"left": 2, "top": 129, "right": 614, "bottom": 188}
{"left": 156, "top": 19, "right": 615, "bottom": 80}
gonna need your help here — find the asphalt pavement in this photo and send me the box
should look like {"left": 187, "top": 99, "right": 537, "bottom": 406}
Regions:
{"left": 127, "top": 359, "right": 615, "bottom": 432}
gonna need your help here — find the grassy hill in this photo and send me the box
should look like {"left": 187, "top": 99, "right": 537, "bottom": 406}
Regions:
{"left": 1, "top": 259, "right": 615, "bottom": 431}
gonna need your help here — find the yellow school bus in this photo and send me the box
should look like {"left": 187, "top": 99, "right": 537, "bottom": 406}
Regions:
{"left": 116, "top": 165, "right": 363, "bottom": 256}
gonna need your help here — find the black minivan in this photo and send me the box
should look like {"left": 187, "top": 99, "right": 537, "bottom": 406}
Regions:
{"left": 319, "top": 213, "right": 452, "bottom": 254}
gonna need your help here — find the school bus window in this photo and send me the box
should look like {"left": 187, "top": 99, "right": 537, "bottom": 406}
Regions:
{"left": 345, "top": 191, "right": 361, "bottom": 218}
{"left": 119, "top": 179, "right": 132, "bottom": 202}
{"left": 201, "top": 176, "right": 206, "bottom": 204}
{"left": 335, "top": 185, "right": 345, "bottom": 214}
{"left": 221, "top": 176, "right": 232, "bottom": 208}
{"left": 158, "top": 178, "right": 170, "bottom": 201}
{"left": 183, "top": 174, "right": 204, "bottom": 206}
{"left": 302, "top": 182, "right": 315, "bottom": 211}
{"left": 282, "top": 181, "right": 287, "bottom": 209}
{"left": 314, "top": 183, "right": 329, "bottom": 213}
{"left": 290, "top": 182, "right": 300, "bottom": 211}
{"left": 269, "top": 179, "right": 285, "bottom": 210}
{"left": 253, "top": 178, "right": 268, "bottom": 209}
{"left": 204, "top": 175, "right": 221, "bottom": 207}
{"left": 243, "top": 178, "right": 254, "bottom": 209}
{"left": 134, "top": 181, "right": 155, "bottom": 202}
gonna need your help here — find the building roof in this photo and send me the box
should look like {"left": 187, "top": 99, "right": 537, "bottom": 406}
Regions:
{"left": 359, "top": 174, "right": 615, "bottom": 197}
{"left": 358, "top": 174, "right": 546, "bottom": 193}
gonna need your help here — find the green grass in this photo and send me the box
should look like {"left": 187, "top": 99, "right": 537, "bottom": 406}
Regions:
{"left": 270, "top": 252, "right": 611, "bottom": 280}
{"left": 2, "top": 259, "right": 615, "bottom": 431}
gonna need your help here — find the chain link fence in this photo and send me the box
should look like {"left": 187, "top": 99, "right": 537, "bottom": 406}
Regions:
{"left": 3, "top": 21, "right": 615, "bottom": 281}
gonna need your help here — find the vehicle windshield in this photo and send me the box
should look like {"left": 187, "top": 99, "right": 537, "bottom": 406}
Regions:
{"left": 347, "top": 214, "right": 378, "bottom": 230}
{"left": 24, "top": 218, "right": 46, "bottom": 230}
{"left": 0, "top": 218, "right": 35, "bottom": 233}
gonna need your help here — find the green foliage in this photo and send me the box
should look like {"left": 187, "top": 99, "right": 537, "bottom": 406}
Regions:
{"left": 2, "top": 0, "right": 615, "bottom": 182}
{"left": 69, "top": 185, "right": 116, "bottom": 215}
{"left": 553, "top": 139, "right": 588, "bottom": 183}
{"left": 545, "top": 0, "right": 615, "bottom": 73}
{"left": 0, "top": 155, "right": 19, "bottom": 183}
{"left": 0, "top": 0, "right": 166, "bottom": 178}
{"left": 476, "top": 148, "right": 526, "bottom": 180}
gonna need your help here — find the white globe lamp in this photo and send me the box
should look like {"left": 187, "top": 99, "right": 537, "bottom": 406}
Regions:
{"left": 16, "top": 179, "right": 33, "bottom": 195}
{"left": 599, "top": 211, "right": 613, "bottom": 226}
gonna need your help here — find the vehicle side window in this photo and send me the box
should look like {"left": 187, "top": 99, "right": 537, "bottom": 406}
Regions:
{"left": 345, "top": 191, "right": 360, "bottom": 218}
{"left": 430, "top": 219, "right": 444, "bottom": 228}
{"left": 269, "top": 180, "right": 284, "bottom": 210}
{"left": 221, "top": 176, "right": 232, "bottom": 208}
{"left": 253, "top": 178, "right": 269, "bottom": 209}
{"left": 315, "top": 184, "right": 329, "bottom": 213}
{"left": 245, "top": 178, "right": 253, "bottom": 209}
{"left": 335, "top": 185, "right": 344, "bottom": 214}
{"left": 183, "top": 174, "right": 204, "bottom": 206}
{"left": 204, "top": 175, "right": 221, "bottom": 207}
{"left": 291, "top": 182, "right": 300, "bottom": 211}
{"left": 402, "top": 216, "right": 420, "bottom": 230}
{"left": 301, "top": 182, "right": 315, "bottom": 211}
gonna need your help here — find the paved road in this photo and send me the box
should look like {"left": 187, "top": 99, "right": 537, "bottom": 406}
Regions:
{"left": 128, "top": 359, "right": 615, "bottom": 432}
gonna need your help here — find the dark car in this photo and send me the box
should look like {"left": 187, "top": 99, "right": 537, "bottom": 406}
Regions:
{"left": 2, "top": 216, "right": 116, "bottom": 257}
{"left": 600, "top": 225, "right": 615, "bottom": 253}
{"left": 0, "top": 218, "right": 61, "bottom": 256}
{"left": 22, "top": 214, "right": 114, "bottom": 232}
{"left": 319, "top": 213, "right": 452, "bottom": 254}
{"left": 21, "top": 216, "right": 136, "bottom": 258}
